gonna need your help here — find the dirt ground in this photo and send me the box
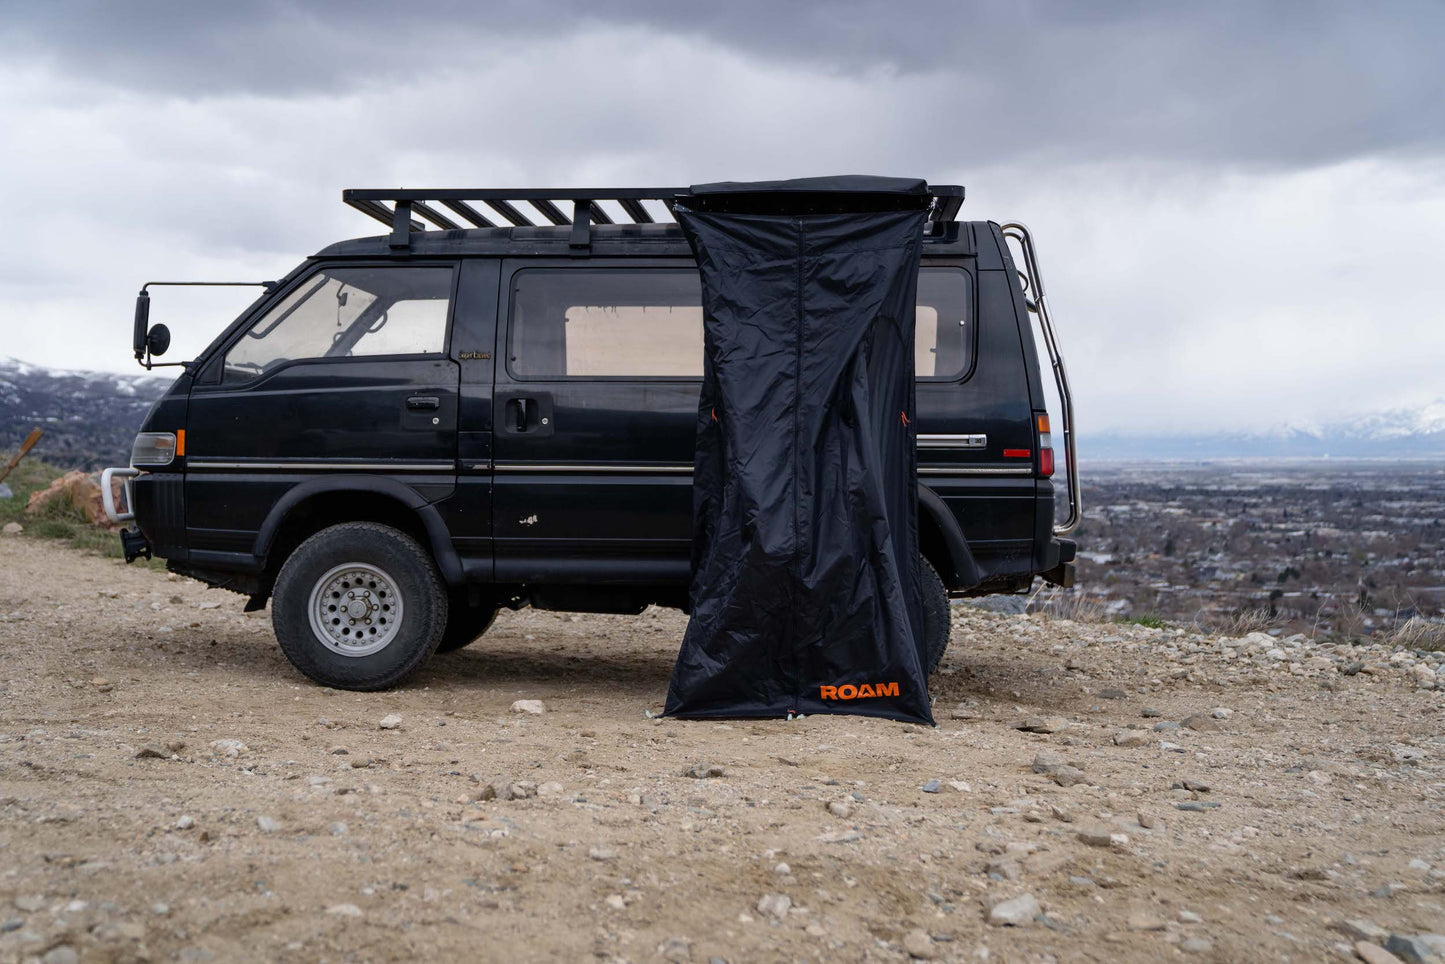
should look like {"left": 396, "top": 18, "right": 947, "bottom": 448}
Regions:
{"left": 1, "top": 535, "right": 1443, "bottom": 964}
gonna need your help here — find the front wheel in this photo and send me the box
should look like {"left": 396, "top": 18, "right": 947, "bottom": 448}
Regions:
{"left": 921, "top": 555, "right": 952, "bottom": 675}
{"left": 272, "top": 522, "right": 447, "bottom": 690}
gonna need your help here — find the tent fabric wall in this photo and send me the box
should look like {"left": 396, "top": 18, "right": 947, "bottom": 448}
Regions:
{"left": 664, "top": 177, "right": 935, "bottom": 725}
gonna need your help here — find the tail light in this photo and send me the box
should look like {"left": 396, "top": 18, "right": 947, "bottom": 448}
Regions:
{"left": 1036, "top": 414, "right": 1055, "bottom": 477}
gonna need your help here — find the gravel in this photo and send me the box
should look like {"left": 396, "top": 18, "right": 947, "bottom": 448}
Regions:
{"left": 3, "top": 535, "right": 1442, "bottom": 964}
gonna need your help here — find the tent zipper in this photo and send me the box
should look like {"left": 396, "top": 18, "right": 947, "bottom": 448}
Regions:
{"left": 790, "top": 217, "right": 805, "bottom": 717}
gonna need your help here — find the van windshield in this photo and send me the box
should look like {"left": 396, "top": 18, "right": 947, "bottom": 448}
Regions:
{"left": 223, "top": 266, "right": 451, "bottom": 382}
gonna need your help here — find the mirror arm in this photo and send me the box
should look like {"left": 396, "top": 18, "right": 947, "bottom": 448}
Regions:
{"left": 134, "top": 280, "right": 277, "bottom": 371}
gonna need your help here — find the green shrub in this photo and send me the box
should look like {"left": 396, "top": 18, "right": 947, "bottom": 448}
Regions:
{"left": 34, "top": 519, "right": 76, "bottom": 540}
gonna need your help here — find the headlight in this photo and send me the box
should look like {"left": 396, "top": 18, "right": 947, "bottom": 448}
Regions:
{"left": 130, "top": 432, "right": 177, "bottom": 467}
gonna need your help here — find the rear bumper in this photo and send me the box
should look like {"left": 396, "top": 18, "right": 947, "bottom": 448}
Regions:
{"left": 1040, "top": 537, "right": 1076, "bottom": 587}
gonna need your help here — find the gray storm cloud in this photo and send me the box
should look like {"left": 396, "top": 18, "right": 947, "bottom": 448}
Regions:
{"left": 0, "top": 1, "right": 1442, "bottom": 433}
{"left": 7, "top": 1, "right": 1443, "bottom": 165}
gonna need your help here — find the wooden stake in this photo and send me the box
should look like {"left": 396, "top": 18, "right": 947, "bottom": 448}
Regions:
{"left": 0, "top": 427, "right": 44, "bottom": 485}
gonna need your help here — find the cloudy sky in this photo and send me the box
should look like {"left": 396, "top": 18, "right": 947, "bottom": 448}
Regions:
{"left": 2, "top": 1, "right": 1442, "bottom": 433}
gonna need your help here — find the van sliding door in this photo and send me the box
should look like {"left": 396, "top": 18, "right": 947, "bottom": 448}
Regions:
{"left": 491, "top": 259, "right": 700, "bottom": 586}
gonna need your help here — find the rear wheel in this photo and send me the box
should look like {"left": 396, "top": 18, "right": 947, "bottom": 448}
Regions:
{"left": 921, "top": 555, "right": 952, "bottom": 674}
{"left": 436, "top": 595, "right": 501, "bottom": 653}
{"left": 272, "top": 522, "right": 447, "bottom": 690}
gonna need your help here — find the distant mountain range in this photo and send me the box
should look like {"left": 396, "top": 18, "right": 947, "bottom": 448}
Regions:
{"left": 3, "top": 357, "right": 1443, "bottom": 468}
{"left": 1, "top": 358, "right": 168, "bottom": 469}
{"left": 1085, "top": 402, "right": 1445, "bottom": 460}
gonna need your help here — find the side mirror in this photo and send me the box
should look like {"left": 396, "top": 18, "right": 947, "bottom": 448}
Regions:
{"left": 133, "top": 290, "right": 151, "bottom": 361}
{"left": 146, "top": 323, "right": 171, "bottom": 358}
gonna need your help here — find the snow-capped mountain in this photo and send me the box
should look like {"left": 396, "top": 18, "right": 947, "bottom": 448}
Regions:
{"left": 0, "top": 358, "right": 170, "bottom": 469}
{"left": 1087, "top": 401, "right": 1445, "bottom": 460}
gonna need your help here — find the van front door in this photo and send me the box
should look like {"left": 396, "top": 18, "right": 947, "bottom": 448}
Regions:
{"left": 184, "top": 263, "right": 460, "bottom": 564}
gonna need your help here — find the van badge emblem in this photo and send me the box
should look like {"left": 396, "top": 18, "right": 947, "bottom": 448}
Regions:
{"left": 459, "top": 351, "right": 491, "bottom": 360}
{"left": 519, "top": 514, "right": 538, "bottom": 526}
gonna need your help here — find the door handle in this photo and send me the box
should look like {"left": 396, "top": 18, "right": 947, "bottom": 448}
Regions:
{"left": 406, "top": 396, "right": 441, "bottom": 411}
{"left": 503, "top": 394, "right": 552, "bottom": 435}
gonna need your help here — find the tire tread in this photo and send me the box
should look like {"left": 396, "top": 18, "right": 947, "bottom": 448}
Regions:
{"left": 272, "top": 522, "right": 446, "bottom": 690}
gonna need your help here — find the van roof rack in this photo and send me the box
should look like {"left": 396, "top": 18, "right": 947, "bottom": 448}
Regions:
{"left": 341, "top": 186, "right": 965, "bottom": 250}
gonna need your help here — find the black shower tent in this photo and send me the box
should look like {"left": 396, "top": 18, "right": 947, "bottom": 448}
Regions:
{"left": 664, "top": 176, "right": 936, "bottom": 725}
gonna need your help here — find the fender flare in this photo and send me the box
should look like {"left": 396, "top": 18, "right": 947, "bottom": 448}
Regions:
{"left": 918, "top": 482, "right": 982, "bottom": 591}
{"left": 253, "top": 476, "right": 463, "bottom": 585}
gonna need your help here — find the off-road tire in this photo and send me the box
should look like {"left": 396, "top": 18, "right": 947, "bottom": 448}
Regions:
{"left": 921, "top": 555, "right": 952, "bottom": 675}
{"left": 436, "top": 596, "right": 500, "bottom": 653}
{"left": 272, "top": 522, "right": 447, "bottom": 690}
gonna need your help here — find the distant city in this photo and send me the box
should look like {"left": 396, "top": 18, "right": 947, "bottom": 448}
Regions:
{"left": 1039, "top": 461, "right": 1445, "bottom": 638}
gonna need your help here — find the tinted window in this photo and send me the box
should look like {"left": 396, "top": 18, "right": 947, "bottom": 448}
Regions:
{"left": 224, "top": 266, "right": 451, "bottom": 382}
{"left": 915, "top": 267, "right": 973, "bottom": 378}
{"left": 509, "top": 268, "right": 703, "bottom": 378}
{"left": 508, "top": 265, "right": 971, "bottom": 379}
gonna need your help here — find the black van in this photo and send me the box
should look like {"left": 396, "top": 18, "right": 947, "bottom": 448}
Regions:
{"left": 105, "top": 186, "right": 1079, "bottom": 691}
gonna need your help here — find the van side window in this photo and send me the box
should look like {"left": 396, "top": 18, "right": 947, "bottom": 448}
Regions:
{"left": 916, "top": 267, "right": 973, "bottom": 379}
{"left": 224, "top": 267, "right": 452, "bottom": 382}
{"left": 510, "top": 268, "right": 704, "bottom": 378}
{"left": 508, "top": 265, "right": 972, "bottom": 379}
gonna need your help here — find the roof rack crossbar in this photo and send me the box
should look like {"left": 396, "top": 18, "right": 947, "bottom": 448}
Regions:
{"left": 618, "top": 198, "right": 654, "bottom": 223}
{"left": 529, "top": 199, "right": 571, "bottom": 225}
{"left": 409, "top": 200, "right": 460, "bottom": 231}
{"left": 341, "top": 185, "right": 965, "bottom": 246}
{"left": 484, "top": 199, "right": 533, "bottom": 227}
{"left": 438, "top": 199, "right": 496, "bottom": 228}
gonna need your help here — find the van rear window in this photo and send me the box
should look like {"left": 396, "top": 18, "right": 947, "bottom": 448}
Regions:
{"left": 508, "top": 266, "right": 972, "bottom": 379}
{"left": 915, "top": 267, "right": 973, "bottom": 378}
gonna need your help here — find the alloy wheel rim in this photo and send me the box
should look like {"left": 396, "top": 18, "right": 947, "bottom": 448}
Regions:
{"left": 307, "top": 562, "right": 404, "bottom": 657}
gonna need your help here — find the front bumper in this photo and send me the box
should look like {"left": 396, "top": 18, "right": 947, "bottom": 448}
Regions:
{"left": 100, "top": 467, "right": 138, "bottom": 523}
{"left": 103, "top": 468, "right": 186, "bottom": 563}
{"left": 102, "top": 467, "right": 151, "bottom": 562}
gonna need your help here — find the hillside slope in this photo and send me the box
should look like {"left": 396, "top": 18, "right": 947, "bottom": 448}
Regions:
{"left": 0, "top": 358, "right": 168, "bottom": 469}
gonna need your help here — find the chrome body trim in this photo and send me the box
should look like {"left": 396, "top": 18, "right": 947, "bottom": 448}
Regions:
{"left": 494, "top": 463, "right": 694, "bottom": 475}
{"left": 918, "top": 465, "right": 1033, "bottom": 476}
{"left": 186, "top": 460, "right": 455, "bottom": 472}
{"left": 496, "top": 462, "right": 1031, "bottom": 478}
{"left": 917, "top": 433, "right": 987, "bottom": 450}
{"left": 187, "top": 459, "right": 1033, "bottom": 479}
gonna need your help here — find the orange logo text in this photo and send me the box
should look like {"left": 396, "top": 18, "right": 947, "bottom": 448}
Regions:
{"left": 819, "top": 682, "right": 899, "bottom": 700}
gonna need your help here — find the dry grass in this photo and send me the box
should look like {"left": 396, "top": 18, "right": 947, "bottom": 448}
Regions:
{"left": 1208, "top": 607, "right": 1274, "bottom": 638}
{"left": 1027, "top": 587, "right": 1112, "bottom": 624}
{"left": 1386, "top": 617, "right": 1445, "bottom": 653}
{"left": 0, "top": 458, "right": 160, "bottom": 565}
